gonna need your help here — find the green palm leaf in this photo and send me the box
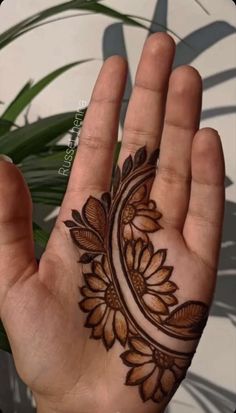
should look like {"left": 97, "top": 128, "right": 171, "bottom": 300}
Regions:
{"left": 0, "top": 112, "right": 84, "bottom": 163}
{"left": 0, "top": 60, "right": 91, "bottom": 135}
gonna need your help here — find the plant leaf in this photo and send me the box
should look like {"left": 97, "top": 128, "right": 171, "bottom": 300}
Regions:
{"left": 0, "top": 60, "right": 90, "bottom": 135}
{"left": 0, "top": 112, "right": 81, "bottom": 163}
{"left": 0, "top": 1, "right": 145, "bottom": 51}
{"left": 70, "top": 227, "right": 105, "bottom": 252}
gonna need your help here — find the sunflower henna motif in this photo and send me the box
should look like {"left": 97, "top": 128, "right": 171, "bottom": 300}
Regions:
{"left": 79, "top": 255, "right": 129, "bottom": 349}
{"left": 65, "top": 147, "right": 209, "bottom": 406}
{"left": 125, "top": 239, "right": 177, "bottom": 319}
{"left": 121, "top": 337, "right": 191, "bottom": 402}
{"left": 122, "top": 185, "right": 162, "bottom": 242}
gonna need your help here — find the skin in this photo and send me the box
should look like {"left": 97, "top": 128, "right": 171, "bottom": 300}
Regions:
{"left": 0, "top": 33, "right": 225, "bottom": 413}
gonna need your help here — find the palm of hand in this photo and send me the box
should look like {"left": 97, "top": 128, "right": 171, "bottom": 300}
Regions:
{"left": 0, "top": 33, "right": 224, "bottom": 413}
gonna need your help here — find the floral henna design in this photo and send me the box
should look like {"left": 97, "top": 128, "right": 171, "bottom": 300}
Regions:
{"left": 125, "top": 239, "right": 177, "bottom": 320}
{"left": 121, "top": 336, "right": 191, "bottom": 402}
{"left": 65, "top": 146, "right": 209, "bottom": 405}
{"left": 122, "top": 184, "right": 161, "bottom": 241}
{"left": 79, "top": 255, "right": 129, "bottom": 349}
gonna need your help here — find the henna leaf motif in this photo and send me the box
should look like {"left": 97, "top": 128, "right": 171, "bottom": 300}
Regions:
{"left": 64, "top": 220, "right": 77, "bottom": 228}
{"left": 148, "top": 148, "right": 159, "bottom": 166}
{"left": 72, "top": 209, "right": 84, "bottom": 225}
{"left": 165, "top": 301, "right": 209, "bottom": 333}
{"left": 83, "top": 196, "right": 106, "bottom": 238}
{"left": 113, "top": 165, "right": 121, "bottom": 197}
{"left": 70, "top": 228, "right": 105, "bottom": 253}
{"left": 101, "top": 192, "right": 112, "bottom": 211}
{"left": 134, "top": 146, "right": 147, "bottom": 169}
{"left": 122, "top": 155, "right": 133, "bottom": 180}
{"left": 79, "top": 253, "right": 99, "bottom": 264}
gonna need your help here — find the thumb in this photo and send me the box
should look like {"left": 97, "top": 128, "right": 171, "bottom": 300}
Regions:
{"left": 0, "top": 156, "right": 37, "bottom": 310}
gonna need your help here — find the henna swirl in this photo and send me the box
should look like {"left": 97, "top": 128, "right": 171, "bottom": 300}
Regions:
{"left": 64, "top": 146, "right": 209, "bottom": 404}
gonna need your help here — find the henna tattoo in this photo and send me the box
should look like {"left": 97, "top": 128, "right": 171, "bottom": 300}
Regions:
{"left": 64, "top": 146, "right": 209, "bottom": 404}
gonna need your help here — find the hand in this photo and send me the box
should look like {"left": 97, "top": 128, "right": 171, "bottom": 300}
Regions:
{"left": 0, "top": 33, "right": 225, "bottom": 413}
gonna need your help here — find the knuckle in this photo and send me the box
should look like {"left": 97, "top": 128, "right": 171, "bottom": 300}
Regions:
{"left": 79, "top": 133, "right": 113, "bottom": 151}
{"left": 157, "top": 166, "right": 190, "bottom": 186}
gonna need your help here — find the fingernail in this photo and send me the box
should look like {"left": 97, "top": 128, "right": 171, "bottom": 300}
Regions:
{"left": 0, "top": 154, "right": 13, "bottom": 163}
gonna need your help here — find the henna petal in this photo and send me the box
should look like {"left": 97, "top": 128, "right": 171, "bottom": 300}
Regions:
{"left": 143, "top": 293, "right": 169, "bottom": 315}
{"left": 92, "top": 312, "right": 107, "bottom": 339}
{"left": 121, "top": 351, "right": 152, "bottom": 366}
{"left": 129, "top": 337, "right": 153, "bottom": 355}
{"left": 147, "top": 267, "right": 172, "bottom": 285}
{"left": 85, "top": 275, "right": 107, "bottom": 292}
{"left": 153, "top": 387, "right": 165, "bottom": 402}
{"left": 126, "top": 363, "right": 155, "bottom": 386}
{"left": 161, "top": 294, "right": 178, "bottom": 306}
{"left": 93, "top": 261, "right": 110, "bottom": 282}
{"left": 103, "top": 309, "right": 115, "bottom": 349}
{"left": 161, "top": 369, "right": 176, "bottom": 393}
{"left": 131, "top": 185, "right": 146, "bottom": 203}
{"left": 144, "top": 250, "right": 166, "bottom": 278}
{"left": 150, "top": 281, "right": 177, "bottom": 293}
{"left": 114, "top": 311, "right": 128, "bottom": 346}
{"left": 86, "top": 304, "right": 107, "bottom": 326}
{"left": 125, "top": 242, "right": 134, "bottom": 270}
{"left": 139, "top": 246, "right": 152, "bottom": 273}
{"left": 132, "top": 226, "right": 149, "bottom": 242}
{"left": 123, "top": 224, "right": 133, "bottom": 241}
{"left": 136, "top": 208, "right": 161, "bottom": 220}
{"left": 133, "top": 216, "right": 160, "bottom": 232}
{"left": 134, "top": 239, "right": 144, "bottom": 270}
{"left": 141, "top": 368, "right": 159, "bottom": 401}
{"left": 80, "top": 286, "right": 103, "bottom": 298}
{"left": 85, "top": 274, "right": 107, "bottom": 291}
{"left": 80, "top": 298, "right": 104, "bottom": 312}
{"left": 92, "top": 322, "right": 104, "bottom": 339}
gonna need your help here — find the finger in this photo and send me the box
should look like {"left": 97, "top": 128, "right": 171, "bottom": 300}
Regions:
{"left": 118, "top": 33, "right": 175, "bottom": 165}
{"left": 65, "top": 55, "right": 127, "bottom": 201}
{"left": 151, "top": 66, "right": 202, "bottom": 230}
{"left": 183, "top": 128, "right": 225, "bottom": 271}
{"left": 0, "top": 159, "right": 37, "bottom": 309}
{"left": 47, "top": 56, "right": 127, "bottom": 250}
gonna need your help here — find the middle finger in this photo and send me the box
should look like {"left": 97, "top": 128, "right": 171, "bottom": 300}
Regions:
{"left": 118, "top": 33, "right": 175, "bottom": 166}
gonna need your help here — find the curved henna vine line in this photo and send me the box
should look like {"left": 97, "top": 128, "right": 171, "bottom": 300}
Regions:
{"left": 115, "top": 173, "right": 208, "bottom": 342}
{"left": 64, "top": 146, "right": 209, "bottom": 404}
